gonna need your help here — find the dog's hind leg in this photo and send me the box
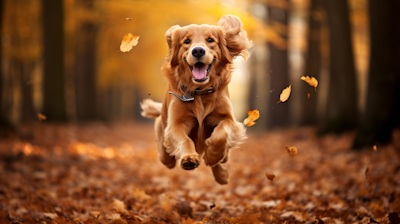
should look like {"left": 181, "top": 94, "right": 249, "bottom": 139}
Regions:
{"left": 211, "top": 154, "right": 229, "bottom": 185}
{"left": 155, "top": 116, "right": 176, "bottom": 168}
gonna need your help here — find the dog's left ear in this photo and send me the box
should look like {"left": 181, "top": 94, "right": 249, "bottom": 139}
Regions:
{"left": 165, "top": 25, "right": 181, "bottom": 67}
{"left": 217, "top": 15, "right": 253, "bottom": 60}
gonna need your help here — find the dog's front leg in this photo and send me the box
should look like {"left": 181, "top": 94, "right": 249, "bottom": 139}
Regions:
{"left": 163, "top": 107, "right": 200, "bottom": 170}
{"left": 204, "top": 118, "right": 246, "bottom": 167}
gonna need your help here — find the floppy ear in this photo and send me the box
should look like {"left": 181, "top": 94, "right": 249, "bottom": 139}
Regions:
{"left": 217, "top": 15, "right": 253, "bottom": 60}
{"left": 165, "top": 25, "right": 181, "bottom": 67}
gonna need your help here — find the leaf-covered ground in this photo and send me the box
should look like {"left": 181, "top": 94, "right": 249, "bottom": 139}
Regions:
{"left": 0, "top": 122, "right": 399, "bottom": 224}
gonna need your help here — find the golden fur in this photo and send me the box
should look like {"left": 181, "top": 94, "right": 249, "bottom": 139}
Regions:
{"left": 141, "top": 15, "right": 252, "bottom": 184}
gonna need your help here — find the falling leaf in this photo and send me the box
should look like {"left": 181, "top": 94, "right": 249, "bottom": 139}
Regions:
{"left": 113, "top": 199, "right": 125, "bottom": 211}
{"left": 301, "top": 76, "right": 318, "bottom": 91}
{"left": 37, "top": 113, "right": 46, "bottom": 121}
{"left": 120, "top": 33, "right": 140, "bottom": 52}
{"left": 285, "top": 145, "right": 298, "bottom": 157}
{"left": 373, "top": 145, "right": 377, "bottom": 152}
{"left": 126, "top": 18, "right": 132, "bottom": 20}
{"left": 307, "top": 93, "right": 310, "bottom": 99}
{"left": 243, "top": 109, "right": 260, "bottom": 127}
{"left": 277, "top": 85, "right": 291, "bottom": 104}
{"left": 266, "top": 172, "right": 276, "bottom": 181}
{"left": 365, "top": 167, "right": 370, "bottom": 182}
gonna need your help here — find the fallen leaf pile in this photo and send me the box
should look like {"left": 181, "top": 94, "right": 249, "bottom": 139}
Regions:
{"left": 120, "top": 33, "right": 140, "bottom": 52}
{"left": 0, "top": 122, "right": 399, "bottom": 223}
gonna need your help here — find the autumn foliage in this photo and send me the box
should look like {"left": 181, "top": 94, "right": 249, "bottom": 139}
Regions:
{"left": 1, "top": 122, "right": 399, "bottom": 223}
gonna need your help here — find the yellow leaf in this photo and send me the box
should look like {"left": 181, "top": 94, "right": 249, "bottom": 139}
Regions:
{"left": 120, "top": 33, "right": 140, "bottom": 52}
{"left": 301, "top": 76, "right": 318, "bottom": 91}
{"left": 285, "top": 145, "right": 298, "bottom": 157}
{"left": 266, "top": 172, "right": 275, "bottom": 181}
{"left": 243, "top": 109, "right": 260, "bottom": 127}
{"left": 278, "top": 85, "right": 291, "bottom": 103}
{"left": 37, "top": 113, "right": 46, "bottom": 121}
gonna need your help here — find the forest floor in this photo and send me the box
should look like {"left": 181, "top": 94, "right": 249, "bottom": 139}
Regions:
{"left": 0, "top": 122, "right": 400, "bottom": 224}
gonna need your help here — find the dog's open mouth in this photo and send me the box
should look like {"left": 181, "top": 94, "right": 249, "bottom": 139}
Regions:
{"left": 186, "top": 58, "right": 216, "bottom": 82}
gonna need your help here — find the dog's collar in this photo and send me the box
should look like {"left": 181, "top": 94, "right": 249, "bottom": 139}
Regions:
{"left": 168, "top": 87, "right": 213, "bottom": 102}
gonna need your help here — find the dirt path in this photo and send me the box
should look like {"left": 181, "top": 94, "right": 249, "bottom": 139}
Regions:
{"left": 0, "top": 122, "right": 399, "bottom": 223}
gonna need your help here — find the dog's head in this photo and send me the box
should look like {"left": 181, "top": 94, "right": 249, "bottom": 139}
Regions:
{"left": 163, "top": 15, "right": 252, "bottom": 90}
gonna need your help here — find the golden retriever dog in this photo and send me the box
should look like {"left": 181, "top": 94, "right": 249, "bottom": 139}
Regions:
{"left": 141, "top": 15, "right": 252, "bottom": 184}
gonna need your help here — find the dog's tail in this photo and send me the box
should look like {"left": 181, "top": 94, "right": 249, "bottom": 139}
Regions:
{"left": 140, "top": 99, "right": 162, "bottom": 118}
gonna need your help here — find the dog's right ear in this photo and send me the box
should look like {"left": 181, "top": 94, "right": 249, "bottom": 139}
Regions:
{"left": 165, "top": 25, "right": 181, "bottom": 67}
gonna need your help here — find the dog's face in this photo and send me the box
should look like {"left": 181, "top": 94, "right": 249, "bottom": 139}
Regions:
{"left": 163, "top": 15, "right": 252, "bottom": 89}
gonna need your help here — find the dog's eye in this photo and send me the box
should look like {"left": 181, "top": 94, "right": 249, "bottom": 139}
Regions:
{"left": 184, "top": 39, "right": 190, "bottom": 44}
{"left": 207, "top": 38, "right": 214, "bottom": 43}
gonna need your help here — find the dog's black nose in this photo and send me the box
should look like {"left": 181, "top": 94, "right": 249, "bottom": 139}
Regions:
{"left": 192, "top": 47, "right": 205, "bottom": 58}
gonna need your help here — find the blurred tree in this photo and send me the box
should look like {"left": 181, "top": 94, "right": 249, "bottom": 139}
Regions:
{"left": 267, "top": 0, "right": 290, "bottom": 128}
{"left": 0, "top": 0, "right": 7, "bottom": 129}
{"left": 42, "top": 0, "right": 67, "bottom": 121}
{"left": 74, "top": 0, "right": 97, "bottom": 121}
{"left": 353, "top": 0, "right": 400, "bottom": 148}
{"left": 299, "top": 0, "right": 322, "bottom": 125}
{"left": 320, "top": 0, "right": 358, "bottom": 133}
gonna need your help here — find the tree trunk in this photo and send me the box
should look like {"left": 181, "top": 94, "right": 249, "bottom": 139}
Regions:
{"left": 75, "top": 0, "right": 97, "bottom": 121}
{"left": 42, "top": 0, "right": 67, "bottom": 121}
{"left": 299, "top": 0, "right": 322, "bottom": 125}
{"left": 320, "top": 0, "right": 358, "bottom": 133}
{"left": 267, "top": 1, "right": 290, "bottom": 128}
{"left": 352, "top": 0, "right": 400, "bottom": 148}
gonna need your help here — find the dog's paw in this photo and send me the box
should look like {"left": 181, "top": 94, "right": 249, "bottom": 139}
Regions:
{"left": 212, "top": 164, "right": 229, "bottom": 185}
{"left": 181, "top": 155, "right": 200, "bottom": 170}
{"left": 160, "top": 155, "right": 176, "bottom": 169}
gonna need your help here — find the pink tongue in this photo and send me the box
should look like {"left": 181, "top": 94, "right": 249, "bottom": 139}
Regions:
{"left": 192, "top": 64, "right": 207, "bottom": 80}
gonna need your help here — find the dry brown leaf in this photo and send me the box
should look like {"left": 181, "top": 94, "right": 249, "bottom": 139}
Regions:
{"left": 365, "top": 167, "right": 370, "bottom": 182}
{"left": 43, "top": 213, "right": 58, "bottom": 219}
{"left": 285, "top": 145, "right": 298, "bottom": 157}
{"left": 243, "top": 109, "right": 260, "bottom": 127}
{"left": 37, "top": 113, "right": 46, "bottom": 121}
{"left": 301, "top": 76, "right": 318, "bottom": 91}
{"left": 307, "top": 93, "right": 310, "bottom": 99}
{"left": 132, "top": 188, "right": 151, "bottom": 201}
{"left": 113, "top": 199, "right": 125, "bottom": 211}
{"left": 266, "top": 173, "right": 276, "bottom": 181}
{"left": 373, "top": 145, "right": 377, "bottom": 152}
{"left": 120, "top": 33, "right": 140, "bottom": 52}
{"left": 277, "top": 85, "right": 291, "bottom": 103}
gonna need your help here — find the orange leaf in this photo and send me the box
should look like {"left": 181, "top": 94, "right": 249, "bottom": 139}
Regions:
{"left": 37, "top": 113, "right": 46, "bottom": 121}
{"left": 285, "top": 145, "right": 298, "bottom": 157}
{"left": 307, "top": 93, "right": 310, "bottom": 99}
{"left": 301, "top": 76, "right": 318, "bottom": 91}
{"left": 277, "top": 85, "right": 291, "bottom": 103}
{"left": 373, "top": 145, "right": 377, "bottom": 152}
{"left": 266, "top": 172, "right": 276, "bottom": 181}
{"left": 243, "top": 109, "right": 260, "bottom": 127}
{"left": 120, "top": 33, "right": 140, "bottom": 52}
